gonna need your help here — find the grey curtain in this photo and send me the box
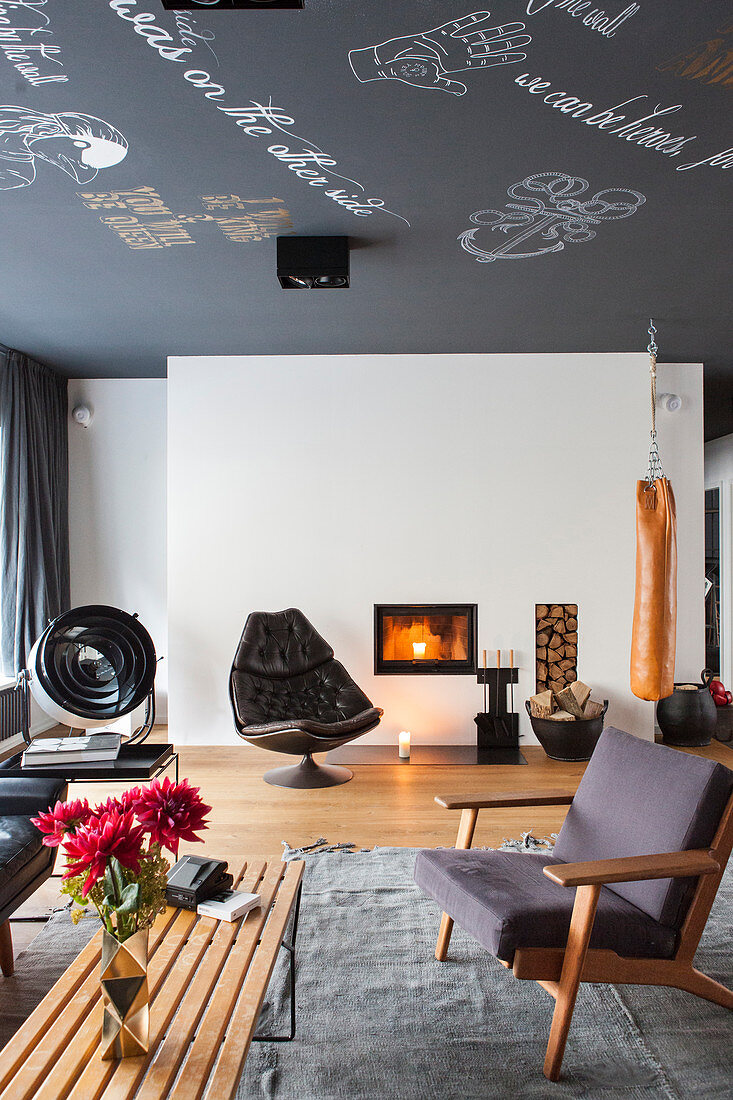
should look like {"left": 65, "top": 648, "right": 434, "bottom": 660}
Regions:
{"left": 0, "top": 346, "right": 69, "bottom": 674}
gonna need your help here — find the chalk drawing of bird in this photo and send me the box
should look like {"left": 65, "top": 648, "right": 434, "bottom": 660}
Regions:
{"left": 0, "top": 107, "right": 127, "bottom": 190}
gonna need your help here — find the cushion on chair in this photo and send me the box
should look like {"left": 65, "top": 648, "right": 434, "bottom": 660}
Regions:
{"left": 0, "top": 778, "right": 66, "bottom": 922}
{"left": 553, "top": 727, "right": 733, "bottom": 929}
{"left": 231, "top": 659, "right": 373, "bottom": 730}
{"left": 0, "top": 817, "right": 50, "bottom": 898}
{"left": 414, "top": 849, "right": 678, "bottom": 963}
{"left": 232, "top": 608, "right": 334, "bottom": 678}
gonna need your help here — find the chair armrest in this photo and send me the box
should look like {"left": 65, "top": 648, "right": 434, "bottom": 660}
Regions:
{"left": 543, "top": 849, "right": 720, "bottom": 888}
{"left": 435, "top": 790, "right": 575, "bottom": 811}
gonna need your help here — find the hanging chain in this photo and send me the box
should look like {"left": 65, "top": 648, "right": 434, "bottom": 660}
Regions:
{"left": 646, "top": 318, "right": 665, "bottom": 486}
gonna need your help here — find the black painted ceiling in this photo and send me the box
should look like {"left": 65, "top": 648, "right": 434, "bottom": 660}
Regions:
{"left": 0, "top": 1, "right": 731, "bottom": 436}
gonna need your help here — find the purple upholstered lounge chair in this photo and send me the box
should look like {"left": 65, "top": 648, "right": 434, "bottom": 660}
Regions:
{"left": 414, "top": 726, "right": 733, "bottom": 1081}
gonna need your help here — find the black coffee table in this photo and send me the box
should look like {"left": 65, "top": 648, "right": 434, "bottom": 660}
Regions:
{"left": 0, "top": 742, "right": 178, "bottom": 783}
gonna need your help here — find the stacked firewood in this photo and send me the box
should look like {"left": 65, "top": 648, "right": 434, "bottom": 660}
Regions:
{"left": 530, "top": 680, "right": 604, "bottom": 722}
{"left": 536, "top": 604, "right": 577, "bottom": 693}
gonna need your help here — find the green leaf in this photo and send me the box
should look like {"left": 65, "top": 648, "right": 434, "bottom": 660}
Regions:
{"left": 115, "top": 883, "right": 140, "bottom": 915}
{"left": 110, "top": 857, "right": 126, "bottom": 899}
{"left": 103, "top": 856, "right": 136, "bottom": 913}
{"left": 103, "top": 863, "right": 120, "bottom": 909}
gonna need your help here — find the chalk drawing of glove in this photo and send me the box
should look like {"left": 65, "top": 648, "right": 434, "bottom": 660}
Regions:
{"left": 348, "top": 12, "right": 531, "bottom": 96}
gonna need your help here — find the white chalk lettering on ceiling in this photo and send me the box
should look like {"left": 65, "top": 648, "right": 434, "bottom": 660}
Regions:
{"left": 458, "top": 172, "right": 645, "bottom": 261}
{"left": 108, "top": 1, "right": 409, "bottom": 225}
{"left": 107, "top": 0, "right": 192, "bottom": 62}
{"left": 0, "top": 0, "right": 68, "bottom": 86}
{"left": 523, "top": 1, "right": 640, "bottom": 40}
{"left": 513, "top": 73, "right": 733, "bottom": 173}
{"left": 171, "top": 9, "right": 219, "bottom": 66}
{"left": 349, "top": 11, "right": 531, "bottom": 96}
{"left": 657, "top": 19, "right": 733, "bottom": 90}
{"left": 76, "top": 187, "right": 293, "bottom": 249}
{"left": 0, "top": 107, "right": 127, "bottom": 190}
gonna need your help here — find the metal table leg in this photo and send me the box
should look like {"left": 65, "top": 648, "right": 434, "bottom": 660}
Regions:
{"left": 252, "top": 879, "right": 303, "bottom": 1043}
{"left": 152, "top": 752, "right": 179, "bottom": 782}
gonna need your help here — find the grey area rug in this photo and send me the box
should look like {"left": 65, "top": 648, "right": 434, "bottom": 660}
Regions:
{"left": 1, "top": 849, "right": 731, "bottom": 1099}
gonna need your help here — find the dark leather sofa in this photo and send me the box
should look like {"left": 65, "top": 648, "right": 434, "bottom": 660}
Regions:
{"left": 0, "top": 776, "right": 67, "bottom": 977}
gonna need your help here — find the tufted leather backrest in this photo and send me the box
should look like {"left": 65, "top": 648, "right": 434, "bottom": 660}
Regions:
{"left": 232, "top": 609, "right": 335, "bottom": 679}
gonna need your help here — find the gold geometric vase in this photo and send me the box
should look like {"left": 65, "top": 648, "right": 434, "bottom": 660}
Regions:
{"left": 99, "top": 928, "right": 150, "bottom": 1060}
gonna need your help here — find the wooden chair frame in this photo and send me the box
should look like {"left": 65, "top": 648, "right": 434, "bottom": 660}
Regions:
{"left": 432, "top": 788, "right": 733, "bottom": 1081}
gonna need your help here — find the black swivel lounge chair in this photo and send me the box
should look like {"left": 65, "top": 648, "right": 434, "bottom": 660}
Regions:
{"left": 229, "top": 608, "right": 383, "bottom": 788}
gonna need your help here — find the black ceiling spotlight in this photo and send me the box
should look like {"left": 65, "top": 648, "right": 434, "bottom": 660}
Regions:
{"left": 160, "top": 1, "right": 303, "bottom": 9}
{"left": 277, "top": 236, "right": 350, "bottom": 289}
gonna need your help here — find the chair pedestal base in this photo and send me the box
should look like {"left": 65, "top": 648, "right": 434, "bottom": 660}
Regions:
{"left": 264, "top": 754, "right": 353, "bottom": 789}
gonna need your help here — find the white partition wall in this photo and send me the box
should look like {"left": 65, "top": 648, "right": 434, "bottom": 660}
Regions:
{"left": 68, "top": 379, "right": 168, "bottom": 718}
{"left": 167, "top": 354, "right": 704, "bottom": 747}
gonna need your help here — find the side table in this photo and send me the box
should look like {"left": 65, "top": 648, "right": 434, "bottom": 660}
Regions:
{"left": 0, "top": 742, "right": 179, "bottom": 784}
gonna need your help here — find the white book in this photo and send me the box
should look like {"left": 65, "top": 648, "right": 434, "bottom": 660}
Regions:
{"left": 22, "top": 734, "right": 122, "bottom": 766}
{"left": 197, "top": 890, "right": 261, "bottom": 923}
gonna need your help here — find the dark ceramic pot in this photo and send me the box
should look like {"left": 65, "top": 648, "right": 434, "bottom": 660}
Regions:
{"left": 656, "top": 670, "right": 716, "bottom": 747}
{"left": 525, "top": 700, "right": 608, "bottom": 762}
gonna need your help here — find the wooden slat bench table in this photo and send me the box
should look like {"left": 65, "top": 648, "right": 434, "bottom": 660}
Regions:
{"left": 0, "top": 858, "right": 304, "bottom": 1100}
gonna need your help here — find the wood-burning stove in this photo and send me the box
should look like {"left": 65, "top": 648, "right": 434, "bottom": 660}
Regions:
{"left": 374, "top": 604, "right": 477, "bottom": 675}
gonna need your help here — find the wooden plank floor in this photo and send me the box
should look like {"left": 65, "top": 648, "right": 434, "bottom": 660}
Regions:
{"left": 9, "top": 730, "right": 733, "bottom": 967}
{"left": 67, "top": 730, "right": 733, "bottom": 860}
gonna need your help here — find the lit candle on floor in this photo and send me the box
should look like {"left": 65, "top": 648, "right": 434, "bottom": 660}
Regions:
{"left": 399, "top": 731, "right": 411, "bottom": 759}
{"left": 412, "top": 642, "right": 427, "bottom": 659}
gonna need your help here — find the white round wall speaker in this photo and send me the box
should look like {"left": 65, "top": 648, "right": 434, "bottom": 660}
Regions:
{"left": 658, "top": 393, "right": 683, "bottom": 413}
{"left": 71, "top": 404, "right": 92, "bottom": 427}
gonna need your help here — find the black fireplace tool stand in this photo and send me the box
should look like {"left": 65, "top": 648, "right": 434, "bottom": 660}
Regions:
{"left": 473, "top": 667, "right": 525, "bottom": 765}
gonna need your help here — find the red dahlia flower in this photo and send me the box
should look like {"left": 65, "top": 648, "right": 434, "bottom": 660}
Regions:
{"left": 134, "top": 777, "right": 211, "bottom": 856}
{"left": 94, "top": 787, "right": 142, "bottom": 818}
{"left": 62, "top": 809, "right": 145, "bottom": 896}
{"left": 32, "top": 798, "right": 92, "bottom": 848}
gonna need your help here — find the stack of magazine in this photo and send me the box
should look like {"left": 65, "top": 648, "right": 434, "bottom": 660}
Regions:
{"left": 22, "top": 734, "right": 122, "bottom": 767}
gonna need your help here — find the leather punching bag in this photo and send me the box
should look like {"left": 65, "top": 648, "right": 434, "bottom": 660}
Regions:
{"left": 630, "top": 477, "right": 677, "bottom": 701}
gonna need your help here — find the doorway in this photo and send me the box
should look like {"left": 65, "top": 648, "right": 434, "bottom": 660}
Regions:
{"left": 705, "top": 486, "right": 721, "bottom": 676}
